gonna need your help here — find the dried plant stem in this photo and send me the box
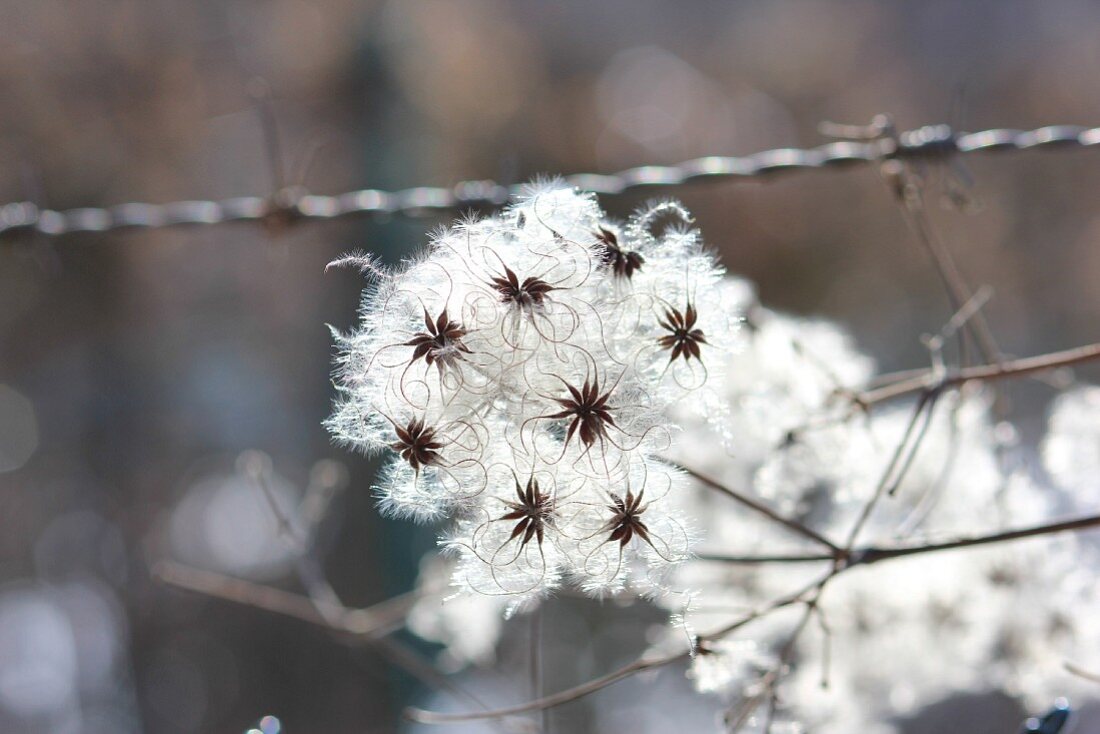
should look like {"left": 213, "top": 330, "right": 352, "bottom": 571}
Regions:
{"left": 694, "top": 552, "right": 835, "bottom": 563}
{"left": 859, "top": 341, "right": 1100, "bottom": 406}
{"left": 241, "top": 461, "right": 519, "bottom": 727}
{"left": 671, "top": 463, "right": 841, "bottom": 553}
{"left": 725, "top": 598, "right": 820, "bottom": 732}
{"left": 844, "top": 391, "right": 939, "bottom": 548}
{"left": 700, "top": 512, "right": 1100, "bottom": 566}
{"left": 848, "top": 513, "right": 1100, "bottom": 565}
{"left": 892, "top": 173, "right": 1001, "bottom": 367}
{"left": 153, "top": 561, "right": 514, "bottom": 729}
{"left": 152, "top": 560, "right": 411, "bottom": 636}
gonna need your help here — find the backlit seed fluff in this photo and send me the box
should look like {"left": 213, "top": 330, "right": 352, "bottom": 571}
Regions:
{"left": 328, "top": 182, "right": 746, "bottom": 604}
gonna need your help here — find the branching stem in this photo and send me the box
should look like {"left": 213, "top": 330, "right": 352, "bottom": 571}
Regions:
{"left": 859, "top": 341, "right": 1100, "bottom": 406}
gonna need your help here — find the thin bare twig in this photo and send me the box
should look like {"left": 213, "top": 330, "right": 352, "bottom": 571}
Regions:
{"left": 725, "top": 598, "right": 819, "bottom": 732}
{"left": 890, "top": 164, "right": 1002, "bottom": 367}
{"left": 240, "top": 460, "right": 515, "bottom": 729}
{"left": 844, "top": 391, "right": 939, "bottom": 549}
{"left": 152, "top": 559, "right": 411, "bottom": 637}
{"left": 694, "top": 552, "right": 835, "bottom": 564}
{"left": 859, "top": 342, "right": 1100, "bottom": 405}
{"left": 669, "top": 462, "right": 841, "bottom": 553}
{"left": 849, "top": 513, "right": 1100, "bottom": 565}
{"left": 700, "top": 512, "right": 1100, "bottom": 567}
{"left": 153, "top": 560, "right": 515, "bottom": 727}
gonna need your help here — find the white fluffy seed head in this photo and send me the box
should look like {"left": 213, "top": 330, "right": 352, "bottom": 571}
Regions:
{"left": 329, "top": 183, "right": 743, "bottom": 601}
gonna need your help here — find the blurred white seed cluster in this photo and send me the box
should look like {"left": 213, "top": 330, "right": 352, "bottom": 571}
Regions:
{"left": 328, "top": 183, "right": 746, "bottom": 605}
{"left": 333, "top": 184, "right": 1100, "bottom": 733}
{"left": 672, "top": 338, "right": 1100, "bottom": 732}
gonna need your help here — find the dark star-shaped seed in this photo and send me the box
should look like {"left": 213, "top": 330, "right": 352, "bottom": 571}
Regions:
{"left": 499, "top": 476, "right": 555, "bottom": 548}
{"left": 490, "top": 266, "right": 557, "bottom": 310}
{"left": 546, "top": 377, "right": 617, "bottom": 447}
{"left": 594, "top": 227, "right": 644, "bottom": 280}
{"left": 403, "top": 309, "right": 471, "bottom": 368}
{"left": 389, "top": 418, "right": 444, "bottom": 473}
{"left": 604, "top": 489, "right": 652, "bottom": 548}
{"left": 657, "top": 303, "right": 707, "bottom": 363}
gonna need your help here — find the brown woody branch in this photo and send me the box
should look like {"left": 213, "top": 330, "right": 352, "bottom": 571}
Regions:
{"left": 859, "top": 342, "right": 1100, "bottom": 406}
{"left": 152, "top": 559, "right": 413, "bottom": 637}
{"left": 671, "top": 462, "right": 842, "bottom": 553}
{"left": 700, "top": 512, "right": 1100, "bottom": 566}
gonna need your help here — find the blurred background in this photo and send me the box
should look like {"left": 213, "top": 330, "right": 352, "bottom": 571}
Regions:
{"left": 1, "top": 1, "right": 1099, "bottom": 732}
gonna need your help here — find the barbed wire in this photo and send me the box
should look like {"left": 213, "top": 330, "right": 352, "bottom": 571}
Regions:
{"left": 1, "top": 123, "right": 1097, "bottom": 241}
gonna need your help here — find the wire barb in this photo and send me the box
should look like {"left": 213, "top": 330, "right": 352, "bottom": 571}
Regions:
{"left": 1, "top": 123, "right": 1097, "bottom": 242}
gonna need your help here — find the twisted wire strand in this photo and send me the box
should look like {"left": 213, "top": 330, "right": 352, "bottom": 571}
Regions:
{"left": 1, "top": 124, "right": 1097, "bottom": 241}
